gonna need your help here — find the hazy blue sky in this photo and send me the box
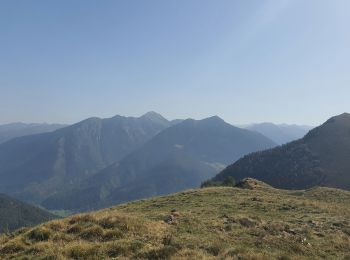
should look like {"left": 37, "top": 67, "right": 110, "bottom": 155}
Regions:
{"left": 1, "top": 0, "right": 349, "bottom": 126}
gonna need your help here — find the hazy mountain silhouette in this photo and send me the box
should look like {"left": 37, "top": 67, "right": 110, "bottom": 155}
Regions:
{"left": 0, "top": 112, "right": 170, "bottom": 204}
{"left": 244, "top": 123, "right": 313, "bottom": 145}
{"left": 43, "top": 116, "right": 276, "bottom": 211}
{"left": 0, "top": 123, "right": 66, "bottom": 144}
{"left": 0, "top": 193, "right": 56, "bottom": 232}
{"left": 212, "top": 113, "right": 350, "bottom": 190}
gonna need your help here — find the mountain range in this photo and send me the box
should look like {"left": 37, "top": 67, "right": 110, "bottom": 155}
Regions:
{"left": 0, "top": 112, "right": 275, "bottom": 211}
{"left": 42, "top": 116, "right": 276, "bottom": 211}
{"left": 211, "top": 113, "right": 350, "bottom": 190}
{"left": 0, "top": 112, "right": 170, "bottom": 204}
{"left": 0, "top": 193, "right": 56, "bottom": 233}
{"left": 243, "top": 123, "right": 313, "bottom": 145}
{"left": 0, "top": 123, "right": 66, "bottom": 144}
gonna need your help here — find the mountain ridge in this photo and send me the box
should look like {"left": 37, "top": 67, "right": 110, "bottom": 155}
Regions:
{"left": 211, "top": 113, "right": 350, "bottom": 190}
{"left": 0, "top": 123, "right": 66, "bottom": 144}
{"left": 0, "top": 193, "right": 56, "bottom": 233}
{"left": 243, "top": 122, "right": 313, "bottom": 144}
{"left": 42, "top": 116, "right": 276, "bottom": 211}
{"left": 0, "top": 112, "right": 171, "bottom": 204}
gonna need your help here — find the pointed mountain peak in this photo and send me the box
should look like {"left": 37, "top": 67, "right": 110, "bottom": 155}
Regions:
{"left": 141, "top": 111, "right": 163, "bottom": 117}
{"left": 140, "top": 111, "right": 169, "bottom": 124}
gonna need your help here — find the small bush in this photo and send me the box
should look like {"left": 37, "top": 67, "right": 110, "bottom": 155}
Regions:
{"left": 67, "top": 224, "right": 83, "bottom": 234}
{"left": 201, "top": 176, "right": 235, "bottom": 188}
{"left": 28, "top": 227, "right": 52, "bottom": 241}
{"left": 206, "top": 242, "right": 226, "bottom": 256}
{"left": 79, "top": 226, "right": 104, "bottom": 241}
{"left": 223, "top": 176, "right": 236, "bottom": 187}
{"left": 98, "top": 217, "right": 120, "bottom": 229}
{"left": 201, "top": 180, "right": 223, "bottom": 188}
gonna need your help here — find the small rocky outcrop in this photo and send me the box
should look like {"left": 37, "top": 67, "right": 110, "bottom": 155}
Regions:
{"left": 235, "top": 178, "right": 272, "bottom": 190}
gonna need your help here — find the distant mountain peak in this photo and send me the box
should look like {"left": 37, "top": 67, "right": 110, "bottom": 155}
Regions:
{"left": 200, "top": 115, "right": 226, "bottom": 124}
{"left": 326, "top": 112, "right": 350, "bottom": 123}
{"left": 245, "top": 122, "right": 313, "bottom": 145}
{"left": 207, "top": 115, "right": 224, "bottom": 120}
{"left": 140, "top": 111, "right": 168, "bottom": 121}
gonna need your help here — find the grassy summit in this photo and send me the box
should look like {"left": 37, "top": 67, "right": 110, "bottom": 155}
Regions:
{"left": 1, "top": 179, "right": 349, "bottom": 259}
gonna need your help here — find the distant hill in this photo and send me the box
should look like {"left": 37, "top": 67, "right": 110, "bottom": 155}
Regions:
{"left": 0, "top": 123, "right": 66, "bottom": 144}
{"left": 244, "top": 123, "right": 313, "bottom": 145}
{"left": 1, "top": 179, "right": 349, "bottom": 259}
{"left": 42, "top": 116, "right": 276, "bottom": 211}
{"left": 0, "top": 193, "right": 56, "bottom": 233}
{"left": 0, "top": 112, "right": 170, "bottom": 204}
{"left": 212, "top": 113, "right": 350, "bottom": 190}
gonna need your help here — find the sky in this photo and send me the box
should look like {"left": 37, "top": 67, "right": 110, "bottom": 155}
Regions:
{"left": 0, "top": 0, "right": 349, "bottom": 126}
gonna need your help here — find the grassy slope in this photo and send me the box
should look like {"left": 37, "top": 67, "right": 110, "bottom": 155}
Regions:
{"left": 0, "top": 180, "right": 349, "bottom": 259}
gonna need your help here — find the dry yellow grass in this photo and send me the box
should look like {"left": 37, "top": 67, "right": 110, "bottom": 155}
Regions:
{"left": 0, "top": 179, "right": 349, "bottom": 259}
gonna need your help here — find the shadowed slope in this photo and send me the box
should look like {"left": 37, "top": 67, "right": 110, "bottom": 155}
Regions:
{"left": 0, "top": 112, "right": 170, "bottom": 204}
{"left": 0, "top": 194, "right": 56, "bottom": 233}
{"left": 43, "top": 116, "right": 276, "bottom": 211}
{"left": 211, "top": 113, "right": 350, "bottom": 190}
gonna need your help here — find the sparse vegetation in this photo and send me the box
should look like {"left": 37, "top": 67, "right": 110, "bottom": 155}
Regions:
{"left": 0, "top": 180, "right": 349, "bottom": 259}
{"left": 201, "top": 176, "right": 236, "bottom": 188}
